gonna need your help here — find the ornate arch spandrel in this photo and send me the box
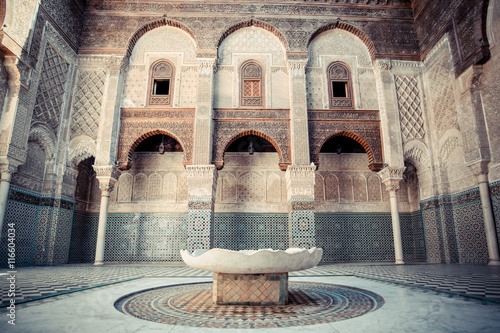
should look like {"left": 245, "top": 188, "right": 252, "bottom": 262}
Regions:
{"left": 117, "top": 123, "right": 193, "bottom": 170}
{"left": 212, "top": 124, "right": 291, "bottom": 171}
{"left": 309, "top": 125, "right": 383, "bottom": 172}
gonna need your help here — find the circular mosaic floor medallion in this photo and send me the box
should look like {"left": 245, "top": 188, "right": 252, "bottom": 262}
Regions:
{"left": 115, "top": 282, "right": 384, "bottom": 329}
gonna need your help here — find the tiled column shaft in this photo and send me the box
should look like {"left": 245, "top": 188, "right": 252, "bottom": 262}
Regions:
{"left": 286, "top": 165, "right": 316, "bottom": 248}
{"left": 186, "top": 165, "right": 217, "bottom": 251}
{"left": 379, "top": 167, "right": 405, "bottom": 264}
{"left": 93, "top": 166, "right": 120, "bottom": 265}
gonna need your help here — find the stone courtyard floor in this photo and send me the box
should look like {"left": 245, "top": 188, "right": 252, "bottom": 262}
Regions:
{"left": 0, "top": 263, "right": 499, "bottom": 332}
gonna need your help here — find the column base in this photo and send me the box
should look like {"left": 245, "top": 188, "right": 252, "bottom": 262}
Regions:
{"left": 94, "top": 261, "right": 104, "bottom": 266}
{"left": 395, "top": 260, "right": 405, "bottom": 265}
{"left": 213, "top": 272, "right": 288, "bottom": 305}
{"left": 488, "top": 260, "right": 500, "bottom": 266}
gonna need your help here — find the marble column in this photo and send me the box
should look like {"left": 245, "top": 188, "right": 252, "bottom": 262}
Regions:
{"left": 186, "top": 165, "right": 217, "bottom": 252}
{"left": 470, "top": 162, "right": 500, "bottom": 266}
{"left": 0, "top": 162, "right": 17, "bottom": 238}
{"left": 379, "top": 167, "right": 405, "bottom": 264}
{"left": 285, "top": 165, "right": 316, "bottom": 248}
{"left": 93, "top": 165, "right": 121, "bottom": 265}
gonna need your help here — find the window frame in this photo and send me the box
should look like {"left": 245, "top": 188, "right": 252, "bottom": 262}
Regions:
{"left": 147, "top": 59, "right": 175, "bottom": 107}
{"left": 240, "top": 60, "right": 264, "bottom": 108}
{"left": 327, "top": 61, "right": 354, "bottom": 109}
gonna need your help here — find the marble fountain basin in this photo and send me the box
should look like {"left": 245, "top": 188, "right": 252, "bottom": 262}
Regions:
{"left": 180, "top": 247, "right": 323, "bottom": 274}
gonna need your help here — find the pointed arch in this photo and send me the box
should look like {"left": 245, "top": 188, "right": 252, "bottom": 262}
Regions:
{"left": 308, "top": 21, "right": 376, "bottom": 60}
{"left": 217, "top": 19, "right": 287, "bottom": 50}
{"left": 126, "top": 18, "right": 197, "bottom": 58}
{"left": 120, "top": 130, "right": 186, "bottom": 170}
{"left": 315, "top": 131, "right": 378, "bottom": 170}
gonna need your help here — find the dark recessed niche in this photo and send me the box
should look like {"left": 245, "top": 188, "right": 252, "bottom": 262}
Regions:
{"left": 134, "top": 135, "right": 183, "bottom": 153}
{"left": 226, "top": 135, "right": 276, "bottom": 153}
{"left": 320, "top": 136, "right": 365, "bottom": 154}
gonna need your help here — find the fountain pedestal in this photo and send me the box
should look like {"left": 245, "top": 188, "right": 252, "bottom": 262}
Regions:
{"left": 213, "top": 272, "right": 288, "bottom": 305}
{"left": 181, "top": 247, "right": 322, "bottom": 306}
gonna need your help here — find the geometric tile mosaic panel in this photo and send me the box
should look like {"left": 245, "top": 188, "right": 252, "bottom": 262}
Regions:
{"left": 315, "top": 213, "right": 396, "bottom": 262}
{"left": 453, "top": 200, "right": 488, "bottom": 265}
{"left": 69, "top": 213, "right": 187, "bottom": 263}
{"left": 68, "top": 212, "right": 99, "bottom": 263}
{"left": 316, "top": 212, "right": 426, "bottom": 263}
{"left": 290, "top": 210, "right": 315, "bottom": 248}
{"left": 0, "top": 200, "right": 39, "bottom": 267}
{"left": 400, "top": 211, "right": 427, "bottom": 262}
{"left": 214, "top": 214, "right": 288, "bottom": 251}
{"left": 421, "top": 207, "right": 445, "bottom": 263}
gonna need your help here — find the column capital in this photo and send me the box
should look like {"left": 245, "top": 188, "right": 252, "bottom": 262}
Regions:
{"left": 3, "top": 56, "right": 21, "bottom": 88}
{"left": 93, "top": 165, "right": 121, "bottom": 193}
{"left": 378, "top": 166, "right": 405, "bottom": 192}
{"left": 288, "top": 60, "right": 307, "bottom": 79}
{"left": 186, "top": 164, "right": 217, "bottom": 179}
{"left": 196, "top": 58, "right": 217, "bottom": 77}
{"left": 106, "top": 56, "right": 128, "bottom": 72}
{"left": 468, "top": 160, "right": 489, "bottom": 183}
{"left": 285, "top": 164, "right": 316, "bottom": 201}
{"left": 0, "top": 159, "right": 19, "bottom": 182}
{"left": 186, "top": 164, "right": 218, "bottom": 200}
{"left": 458, "top": 64, "right": 483, "bottom": 94}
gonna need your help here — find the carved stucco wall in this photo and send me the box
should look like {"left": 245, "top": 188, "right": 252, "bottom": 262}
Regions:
{"left": 423, "top": 37, "right": 459, "bottom": 139}
{"left": 106, "top": 152, "right": 187, "bottom": 214}
{"left": 315, "top": 153, "right": 415, "bottom": 214}
{"left": 214, "top": 27, "right": 289, "bottom": 109}
{"left": 2, "top": 0, "right": 38, "bottom": 49}
{"left": 307, "top": 29, "right": 378, "bottom": 110}
{"left": 215, "top": 153, "right": 288, "bottom": 213}
{"left": 11, "top": 141, "right": 46, "bottom": 193}
{"left": 122, "top": 26, "right": 197, "bottom": 108}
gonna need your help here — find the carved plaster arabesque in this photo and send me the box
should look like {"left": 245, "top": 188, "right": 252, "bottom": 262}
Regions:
{"left": 394, "top": 75, "right": 425, "bottom": 142}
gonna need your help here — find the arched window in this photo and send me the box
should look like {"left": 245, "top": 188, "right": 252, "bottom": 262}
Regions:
{"left": 240, "top": 60, "right": 264, "bottom": 107}
{"left": 327, "top": 62, "right": 353, "bottom": 109}
{"left": 148, "top": 59, "right": 175, "bottom": 106}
